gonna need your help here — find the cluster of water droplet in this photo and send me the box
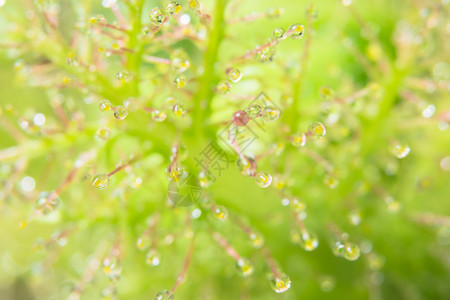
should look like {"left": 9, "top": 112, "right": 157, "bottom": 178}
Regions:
{"left": 98, "top": 100, "right": 129, "bottom": 121}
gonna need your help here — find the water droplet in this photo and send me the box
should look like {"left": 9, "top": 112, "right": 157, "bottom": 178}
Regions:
{"left": 291, "top": 132, "right": 306, "bottom": 147}
{"left": 319, "top": 86, "right": 334, "bottom": 100}
{"left": 192, "top": 208, "right": 202, "bottom": 219}
{"left": 99, "top": 100, "right": 112, "bottom": 112}
{"left": 150, "top": 7, "right": 166, "bottom": 26}
{"left": 236, "top": 258, "right": 254, "bottom": 277}
{"left": 263, "top": 106, "right": 280, "bottom": 121}
{"left": 227, "top": 68, "right": 242, "bottom": 83}
{"left": 168, "top": 163, "right": 184, "bottom": 182}
{"left": 103, "top": 257, "right": 121, "bottom": 282}
{"left": 440, "top": 156, "right": 450, "bottom": 171}
{"left": 320, "top": 276, "right": 336, "bottom": 292}
{"left": 273, "top": 27, "right": 286, "bottom": 39}
{"left": 96, "top": 127, "right": 111, "bottom": 140}
{"left": 36, "top": 191, "right": 60, "bottom": 215}
{"left": 299, "top": 231, "right": 319, "bottom": 251}
{"left": 199, "top": 171, "right": 214, "bottom": 188}
{"left": 308, "top": 122, "right": 326, "bottom": 139}
{"left": 213, "top": 205, "right": 228, "bottom": 221}
{"left": 245, "top": 104, "right": 262, "bottom": 118}
{"left": 270, "top": 273, "right": 291, "bottom": 293}
{"left": 255, "top": 171, "right": 272, "bottom": 188}
{"left": 164, "top": 1, "right": 181, "bottom": 15}
{"left": 92, "top": 174, "right": 110, "bottom": 190}
{"left": 33, "top": 113, "right": 46, "bottom": 126}
{"left": 368, "top": 253, "right": 385, "bottom": 270}
{"left": 171, "top": 49, "right": 191, "bottom": 72}
{"left": 390, "top": 144, "right": 410, "bottom": 159}
{"left": 267, "top": 7, "right": 284, "bottom": 18}
{"left": 257, "top": 47, "right": 275, "bottom": 63}
{"left": 173, "top": 75, "right": 186, "bottom": 88}
{"left": 273, "top": 174, "right": 287, "bottom": 189}
{"left": 111, "top": 42, "right": 120, "bottom": 50}
{"left": 249, "top": 232, "right": 264, "bottom": 248}
{"left": 188, "top": 0, "right": 199, "bottom": 10}
{"left": 323, "top": 175, "right": 339, "bottom": 189}
{"left": 155, "top": 290, "right": 174, "bottom": 300}
{"left": 136, "top": 236, "right": 151, "bottom": 251}
{"left": 172, "top": 104, "right": 186, "bottom": 117}
{"left": 237, "top": 156, "right": 257, "bottom": 177}
{"left": 89, "top": 15, "right": 106, "bottom": 25}
{"left": 332, "top": 240, "right": 346, "bottom": 257}
{"left": 232, "top": 110, "right": 250, "bottom": 127}
{"left": 146, "top": 249, "right": 161, "bottom": 266}
{"left": 291, "top": 198, "right": 306, "bottom": 212}
{"left": 114, "top": 106, "right": 128, "bottom": 120}
{"left": 116, "top": 71, "right": 130, "bottom": 83}
{"left": 343, "top": 243, "right": 360, "bottom": 261}
{"left": 20, "top": 176, "right": 35, "bottom": 192}
{"left": 151, "top": 109, "right": 167, "bottom": 122}
{"left": 288, "top": 23, "right": 305, "bottom": 39}
{"left": 348, "top": 210, "right": 361, "bottom": 225}
{"left": 216, "top": 80, "right": 231, "bottom": 94}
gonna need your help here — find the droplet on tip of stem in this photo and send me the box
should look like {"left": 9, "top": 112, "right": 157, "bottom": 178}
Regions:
{"left": 270, "top": 273, "right": 291, "bottom": 293}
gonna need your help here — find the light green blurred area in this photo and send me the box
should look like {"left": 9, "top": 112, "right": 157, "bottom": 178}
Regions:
{"left": 0, "top": 0, "right": 449, "bottom": 299}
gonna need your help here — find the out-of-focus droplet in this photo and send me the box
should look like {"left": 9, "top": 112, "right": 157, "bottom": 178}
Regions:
{"left": 299, "top": 231, "right": 319, "bottom": 251}
{"left": 249, "top": 232, "right": 264, "bottom": 248}
{"left": 236, "top": 258, "right": 254, "bottom": 277}
{"left": 136, "top": 236, "right": 151, "bottom": 251}
{"left": 146, "top": 249, "right": 161, "bottom": 266}
{"left": 319, "top": 86, "right": 334, "bottom": 100}
{"left": 89, "top": 15, "right": 107, "bottom": 25}
{"left": 96, "top": 127, "right": 111, "bottom": 140}
{"left": 188, "top": 0, "right": 199, "bottom": 10}
{"left": 390, "top": 144, "right": 410, "bottom": 159}
{"left": 155, "top": 290, "right": 174, "bottom": 300}
{"left": 213, "top": 205, "right": 228, "bottom": 221}
{"left": 348, "top": 210, "right": 361, "bottom": 225}
{"left": 291, "top": 132, "right": 306, "bottom": 147}
{"left": 232, "top": 110, "right": 250, "bottom": 127}
{"left": 173, "top": 75, "right": 186, "bottom": 88}
{"left": 116, "top": 71, "right": 130, "bottom": 83}
{"left": 36, "top": 191, "right": 60, "bottom": 215}
{"left": 320, "top": 276, "right": 336, "bottom": 292}
{"left": 270, "top": 273, "right": 291, "bottom": 293}
{"left": 103, "top": 257, "right": 121, "bottom": 282}
{"left": 308, "top": 122, "right": 326, "bottom": 139}
{"left": 216, "top": 80, "right": 231, "bottom": 94}
{"left": 172, "top": 104, "right": 186, "bottom": 117}
{"left": 20, "top": 176, "right": 35, "bottom": 192}
{"left": 323, "top": 174, "right": 339, "bottom": 189}
{"left": 199, "top": 171, "right": 214, "bottom": 188}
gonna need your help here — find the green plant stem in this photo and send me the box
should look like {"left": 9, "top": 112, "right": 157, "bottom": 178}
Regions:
{"left": 192, "top": 0, "right": 228, "bottom": 141}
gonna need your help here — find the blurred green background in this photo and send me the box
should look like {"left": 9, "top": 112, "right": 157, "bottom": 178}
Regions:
{"left": 0, "top": 0, "right": 449, "bottom": 299}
